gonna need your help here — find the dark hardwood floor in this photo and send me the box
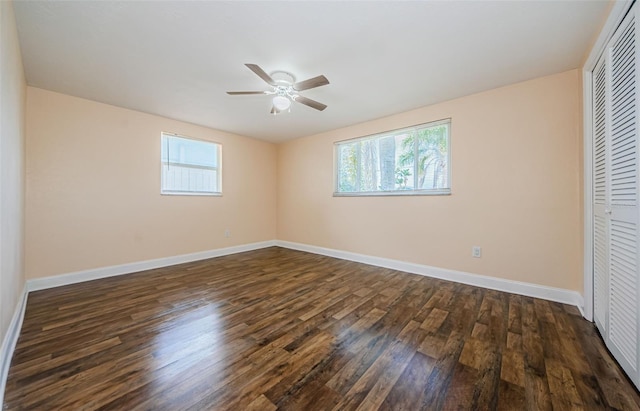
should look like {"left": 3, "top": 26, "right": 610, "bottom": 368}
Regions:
{"left": 3, "top": 247, "right": 640, "bottom": 410}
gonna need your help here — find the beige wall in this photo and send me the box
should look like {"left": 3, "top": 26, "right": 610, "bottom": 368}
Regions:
{"left": 25, "top": 88, "right": 277, "bottom": 279}
{"left": 277, "top": 69, "right": 583, "bottom": 292}
{"left": 25, "top": 70, "right": 584, "bottom": 293}
{"left": 0, "top": 1, "right": 26, "bottom": 345}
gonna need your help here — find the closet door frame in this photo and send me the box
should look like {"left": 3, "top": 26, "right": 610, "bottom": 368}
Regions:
{"left": 584, "top": 1, "right": 635, "bottom": 322}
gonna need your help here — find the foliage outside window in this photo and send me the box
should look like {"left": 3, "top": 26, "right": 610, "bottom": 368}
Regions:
{"left": 335, "top": 119, "right": 451, "bottom": 196}
{"left": 161, "top": 133, "right": 221, "bottom": 195}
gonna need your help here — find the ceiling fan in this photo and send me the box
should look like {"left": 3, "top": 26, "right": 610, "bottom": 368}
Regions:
{"left": 227, "top": 64, "right": 329, "bottom": 114}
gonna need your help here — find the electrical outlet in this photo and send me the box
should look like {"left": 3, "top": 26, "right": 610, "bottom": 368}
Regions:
{"left": 472, "top": 246, "right": 482, "bottom": 258}
{"left": 224, "top": 229, "right": 231, "bottom": 238}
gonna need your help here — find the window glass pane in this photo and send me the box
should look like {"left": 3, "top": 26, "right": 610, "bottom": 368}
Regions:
{"left": 161, "top": 135, "right": 217, "bottom": 168}
{"left": 162, "top": 165, "right": 217, "bottom": 193}
{"left": 395, "top": 132, "right": 415, "bottom": 190}
{"left": 338, "top": 142, "right": 358, "bottom": 192}
{"left": 359, "top": 139, "right": 379, "bottom": 191}
{"left": 415, "top": 124, "right": 448, "bottom": 190}
{"left": 377, "top": 134, "right": 396, "bottom": 191}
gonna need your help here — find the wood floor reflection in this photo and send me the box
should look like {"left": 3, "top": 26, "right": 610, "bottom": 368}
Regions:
{"left": 4, "top": 247, "right": 640, "bottom": 410}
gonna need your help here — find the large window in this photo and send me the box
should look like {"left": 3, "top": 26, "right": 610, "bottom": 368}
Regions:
{"left": 335, "top": 119, "right": 450, "bottom": 196}
{"left": 161, "top": 133, "right": 221, "bottom": 195}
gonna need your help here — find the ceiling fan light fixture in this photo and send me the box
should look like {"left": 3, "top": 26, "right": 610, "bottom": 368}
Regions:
{"left": 228, "top": 64, "right": 329, "bottom": 114}
{"left": 273, "top": 95, "right": 291, "bottom": 111}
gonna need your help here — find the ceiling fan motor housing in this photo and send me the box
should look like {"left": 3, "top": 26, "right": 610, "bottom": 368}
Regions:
{"left": 271, "top": 71, "right": 296, "bottom": 100}
{"left": 270, "top": 71, "right": 296, "bottom": 85}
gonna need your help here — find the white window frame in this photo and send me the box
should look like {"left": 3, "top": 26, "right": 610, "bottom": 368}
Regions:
{"left": 334, "top": 118, "right": 451, "bottom": 196}
{"left": 161, "top": 132, "right": 222, "bottom": 196}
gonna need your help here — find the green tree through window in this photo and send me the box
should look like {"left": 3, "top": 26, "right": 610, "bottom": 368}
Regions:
{"left": 335, "top": 119, "right": 450, "bottom": 195}
{"left": 399, "top": 125, "right": 448, "bottom": 189}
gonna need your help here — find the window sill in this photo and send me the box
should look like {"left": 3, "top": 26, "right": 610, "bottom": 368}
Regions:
{"left": 161, "top": 191, "right": 222, "bottom": 197}
{"left": 333, "top": 189, "right": 451, "bottom": 197}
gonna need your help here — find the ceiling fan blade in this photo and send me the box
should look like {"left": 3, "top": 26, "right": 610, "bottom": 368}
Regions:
{"left": 295, "top": 95, "right": 327, "bottom": 111}
{"left": 245, "top": 64, "right": 277, "bottom": 87}
{"left": 227, "top": 91, "right": 267, "bottom": 95}
{"left": 293, "top": 75, "right": 330, "bottom": 91}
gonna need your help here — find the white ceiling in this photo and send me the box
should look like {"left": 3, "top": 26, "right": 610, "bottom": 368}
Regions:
{"left": 13, "top": 0, "right": 613, "bottom": 143}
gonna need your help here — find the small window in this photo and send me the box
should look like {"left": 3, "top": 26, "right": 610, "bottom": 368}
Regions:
{"left": 335, "top": 119, "right": 451, "bottom": 196}
{"left": 161, "top": 133, "right": 221, "bottom": 195}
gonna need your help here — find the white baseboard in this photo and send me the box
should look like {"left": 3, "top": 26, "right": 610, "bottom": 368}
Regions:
{"left": 27, "top": 240, "right": 276, "bottom": 292}
{"left": 0, "top": 284, "right": 28, "bottom": 407}
{"left": 24, "top": 239, "right": 584, "bottom": 308}
{"left": 275, "top": 240, "right": 584, "bottom": 309}
{"left": 576, "top": 295, "right": 586, "bottom": 318}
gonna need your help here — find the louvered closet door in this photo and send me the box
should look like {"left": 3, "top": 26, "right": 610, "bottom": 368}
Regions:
{"left": 593, "top": 4, "right": 640, "bottom": 389}
{"left": 593, "top": 55, "right": 609, "bottom": 335}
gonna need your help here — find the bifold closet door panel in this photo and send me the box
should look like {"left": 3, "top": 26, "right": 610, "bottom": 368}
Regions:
{"left": 593, "top": 55, "right": 608, "bottom": 335}
{"left": 592, "top": 4, "right": 640, "bottom": 389}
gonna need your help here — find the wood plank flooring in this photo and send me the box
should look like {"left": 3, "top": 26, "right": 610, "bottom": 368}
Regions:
{"left": 3, "top": 247, "right": 640, "bottom": 410}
